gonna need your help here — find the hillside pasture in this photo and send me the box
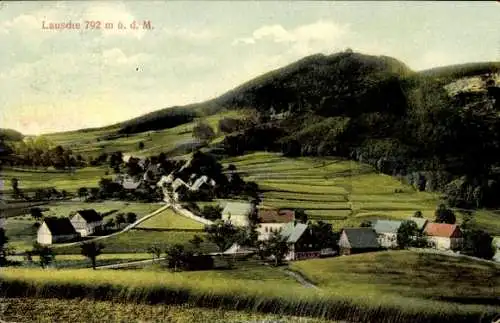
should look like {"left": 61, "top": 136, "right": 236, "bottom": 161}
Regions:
{"left": 290, "top": 251, "right": 500, "bottom": 306}
{"left": 0, "top": 166, "right": 109, "bottom": 193}
{"left": 44, "top": 110, "right": 248, "bottom": 158}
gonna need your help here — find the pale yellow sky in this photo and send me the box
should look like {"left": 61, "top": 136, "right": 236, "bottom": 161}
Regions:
{"left": 1, "top": 1, "right": 498, "bottom": 135}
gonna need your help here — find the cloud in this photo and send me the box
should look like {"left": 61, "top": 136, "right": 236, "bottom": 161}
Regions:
{"left": 233, "top": 20, "right": 350, "bottom": 56}
{"left": 164, "top": 27, "right": 218, "bottom": 42}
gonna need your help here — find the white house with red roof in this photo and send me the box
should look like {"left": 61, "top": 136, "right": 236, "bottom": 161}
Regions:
{"left": 256, "top": 208, "right": 295, "bottom": 241}
{"left": 424, "top": 223, "right": 463, "bottom": 251}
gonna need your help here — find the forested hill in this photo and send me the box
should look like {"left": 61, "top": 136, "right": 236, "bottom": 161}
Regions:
{"left": 114, "top": 51, "right": 499, "bottom": 135}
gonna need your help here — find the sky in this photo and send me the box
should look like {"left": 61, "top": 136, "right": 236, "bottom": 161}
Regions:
{"left": 0, "top": 1, "right": 498, "bottom": 135}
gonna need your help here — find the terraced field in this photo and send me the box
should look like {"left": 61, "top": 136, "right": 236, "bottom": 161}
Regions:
{"left": 223, "top": 152, "right": 442, "bottom": 229}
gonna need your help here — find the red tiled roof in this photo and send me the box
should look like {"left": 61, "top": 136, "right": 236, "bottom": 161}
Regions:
{"left": 258, "top": 209, "right": 295, "bottom": 223}
{"left": 424, "top": 223, "right": 461, "bottom": 238}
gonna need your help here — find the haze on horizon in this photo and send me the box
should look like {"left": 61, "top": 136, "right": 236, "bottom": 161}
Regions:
{"left": 0, "top": 1, "right": 498, "bottom": 135}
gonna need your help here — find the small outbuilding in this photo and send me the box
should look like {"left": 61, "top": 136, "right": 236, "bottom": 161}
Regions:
{"left": 338, "top": 228, "right": 380, "bottom": 256}
{"left": 37, "top": 217, "right": 80, "bottom": 245}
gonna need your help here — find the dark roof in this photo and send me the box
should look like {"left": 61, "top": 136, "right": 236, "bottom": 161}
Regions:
{"left": 75, "top": 209, "right": 102, "bottom": 223}
{"left": 258, "top": 209, "right": 295, "bottom": 223}
{"left": 43, "top": 217, "right": 78, "bottom": 235}
{"left": 342, "top": 228, "right": 380, "bottom": 249}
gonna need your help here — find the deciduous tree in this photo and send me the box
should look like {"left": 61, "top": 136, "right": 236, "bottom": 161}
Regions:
{"left": 80, "top": 242, "right": 105, "bottom": 270}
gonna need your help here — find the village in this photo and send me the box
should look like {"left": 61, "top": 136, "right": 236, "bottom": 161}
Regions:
{"left": 2, "top": 149, "right": 493, "bottom": 271}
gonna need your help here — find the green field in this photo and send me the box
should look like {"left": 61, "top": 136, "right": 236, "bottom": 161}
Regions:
{"left": 223, "top": 152, "right": 500, "bottom": 234}
{"left": 4, "top": 201, "right": 164, "bottom": 251}
{"left": 55, "top": 229, "right": 216, "bottom": 255}
{"left": 290, "top": 251, "right": 499, "bottom": 304}
{"left": 137, "top": 208, "right": 204, "bottom": 230}
{"left": 0, "top": 297, "right": 330, "bottom": 323}
{"left": 44, "top": 110, "right": 248, "bottom": 157}
{"left": 1, "top": 166, "right": 109, "bottom": 193}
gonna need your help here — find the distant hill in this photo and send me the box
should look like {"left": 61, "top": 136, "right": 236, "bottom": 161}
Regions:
{"left": 0, "top": 128, "right": 23, "bottom": 142}
{"left": 111, "top": 51, "right": 498, "bottom": 135}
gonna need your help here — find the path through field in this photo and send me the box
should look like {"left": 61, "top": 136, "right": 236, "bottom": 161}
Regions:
{"left": 282, "top": 268, "right": 320, "bottom": 289}
{"left": 51, "top": 203, "right": 171, "bottom": 249}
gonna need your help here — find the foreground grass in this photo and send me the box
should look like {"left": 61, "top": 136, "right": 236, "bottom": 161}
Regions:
{"left": 291, "top": 251, "right": 500, "bottom": 305}
{"left": 0, "top": 298, "right": 331, "bottom": 323}
{"left": 0, "top": 263, "right": 498, "bottom": 323}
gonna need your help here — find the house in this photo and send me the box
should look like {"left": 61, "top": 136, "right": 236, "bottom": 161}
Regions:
{"left": 279, "top": 222, "right": 309, "bottom": 260}
{"left": 190, "top": 175, "right": 216, "bottom": 192}
{"left": 493, "top": 237, "right": 500, "bottom": 262}
{"left": 157, "top": 174, "right": 174, "bottom": 188}
{"left": 171, "top": 178, "right": 190, "bottom": 201}
{"left": 372, "top": 220, "right": 403, "bottom": 248}
{"left": 221, "top": 201, "right": 255, "bottom": 227}
{"left": 120, "top": 175, "right": 142, "bottom": 191}
{"left": 37, "top": 217, "right": 80, "bottom": 245}
{"left": 338, "top": 228, "right": 380, "bottom": 256}
{"left": 256, "top": 208, "right": 295, "bottom": 240}
{"left": 408, "top": 217, "right": 428, "bottom": 232}
{"left": 70, "top": 209, "right": 103, "bottom": 237}
{"left": 143, "top": 164, "right": 162, "bottom": 182}
{"left": 424, "top": 223, "right": 463, "bottom": 251}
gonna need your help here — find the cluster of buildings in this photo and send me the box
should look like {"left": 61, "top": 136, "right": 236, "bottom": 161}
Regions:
{"left": 36, "top": 209, "right": 103, "bottom": 245}
{"left": 219, "top": 200, "right": 470, "bottom": 260}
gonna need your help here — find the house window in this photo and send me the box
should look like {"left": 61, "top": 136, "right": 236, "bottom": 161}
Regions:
{"left": 265, "top": 227, "right": 268, "bottom": 233}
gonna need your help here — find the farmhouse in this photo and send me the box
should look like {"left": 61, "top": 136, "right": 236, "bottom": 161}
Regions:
{"left": 70, "top": 209, "right": 103, "bottom": 237}
{"left": 256, "top": 208, "right": 295, "bottom": 240}
{"left": 221, "top": 201, "right": 255, "bottom": 227}
{"left": 171, "top": 178, "right": 190, "bottom": 201}
{"left": 279, "top": 222, "right": 309, "bottom": 260}
{"left": 338, "top": 228, "right": 380, "bottom": 256}
{"left": 424, "top": 223, "right": 463, "bottom": 251}
{"left": 372, "top": 220, "right": 403, "bottom": 248}
{"left": 157, "top": 174, "right": 174, "bottom": 188}
{"left": 190, "top": 175, "right": 216, "bottom": 192}
{"left": 37, "top": 217, "right": 80, "bottom": 245}
{"left": 408, "top": 217, "right": 428, "bottom": 232}
{"left": 121, "top": 177, "right": 142, "bottom": 190}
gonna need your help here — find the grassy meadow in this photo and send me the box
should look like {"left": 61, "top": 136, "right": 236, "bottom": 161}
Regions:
{"left": 1, "top": 252, "right": 499, "bottom": 323}
{"left": 290, "top": 251, "right": 500, "bottom": 304}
